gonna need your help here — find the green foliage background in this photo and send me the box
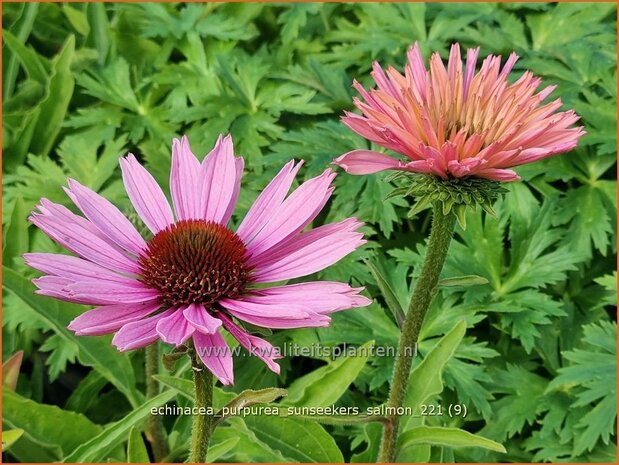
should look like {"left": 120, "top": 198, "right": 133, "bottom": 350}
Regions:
{"left": 2, "top": 2, "right": 617, "bottom": 463}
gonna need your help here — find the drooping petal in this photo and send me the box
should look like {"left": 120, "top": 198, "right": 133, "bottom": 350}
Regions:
{"left": 112, "top": 308, "right": 175, "bottom": 351}
{"left": 68, "top": 301, "right": 161, "bottom": 336}
{"left": 156, "top": 309, "right": 195, "bottom": 345}
{"left": 236, "top": 160, "right": 302, "bottom": 243}
{"left": 219, "top": 313, "right": 281, "bottom": 374}
{"left": 170, "top": 136, "right": 201, "bottom": 221}
{"left": 66, "top": 179, "right": 147, "bottom": 255}
{"left": 193, "top": 330, "right": 234, "bottom": 385}
{"left": 120, "top": 154, "right": 174, "bottom": 234}
{"left": 200, "top": 135, "right": 238, "bottom": 224}
{"left": 183, "top": 303, "right": 222, "bottom": 334}
{"left": 332, "top": 150, "right": 407, "bottom": 175}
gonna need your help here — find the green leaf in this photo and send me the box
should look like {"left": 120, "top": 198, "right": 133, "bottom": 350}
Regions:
{"left": 286, "top": 340, "right": 373, "bottom": 407}
{"left": 64, "top": 390, "right": 176, "bottom": 462}
{"left": 2, "top": 29, "right": 49, "bottom": 84}
{"left": 205, "top": 436, "right": 240, "bottom": 462}
{"left": 30, "top": 35, "right": 76, "bottom": 157}
{"left": 62, "top": 4, "right": 90, "bottom": 36}
{"left": 398, "top": 426, "right": 506, "bottom": 454}
{"left": 2, "top": 266, "right": 142, "bottom": 408}
{"left": 3, "top": 2, "right": 40, "bottom": 98}
{"left": 401, "top": 320, "right": 466, "bottom": 430}
{"left": 2, "top": 389, "right": 102, "bottom": 460}
{"left": 127, "top": 426, "right": 150, "bottom": 463}
{"left": 2, "top": 196, "right": 29, "bottom": 267}
{"left": 547, "top": 321, "right": 617, "bottom": 454}
{"left": 153, "top": 374, "right": 194, "bottom": 400}
{"left": 244, "top": 416, "right": 344, "bottom": 463}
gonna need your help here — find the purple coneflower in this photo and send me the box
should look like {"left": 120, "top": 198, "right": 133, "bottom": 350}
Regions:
{"left": 25, "top": 135, "right": 370, "bottom": 384}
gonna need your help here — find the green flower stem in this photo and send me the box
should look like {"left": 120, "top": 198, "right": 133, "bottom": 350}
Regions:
{"left": 145, "top": 344, "right": 169, "bottom": 462}
{"left": 189, "top": 350, "right": 214, "bottom": 463}
{"left": 377, "top": 205, "right": 456, "bottom": 463}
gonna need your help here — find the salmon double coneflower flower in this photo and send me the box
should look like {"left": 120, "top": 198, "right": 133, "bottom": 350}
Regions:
{"left": 334, "top": 42, "right": 585, "bottom": 181}
{"left": 25, "top": 135, "right": 370, "bottom": 385}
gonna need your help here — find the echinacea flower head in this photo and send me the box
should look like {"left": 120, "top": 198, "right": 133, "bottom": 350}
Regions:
{"left": 334, "top": 42, "right": 585, "bottom": 182}
{"left": 25, "top": 135, "right": 370, "bottom": 385}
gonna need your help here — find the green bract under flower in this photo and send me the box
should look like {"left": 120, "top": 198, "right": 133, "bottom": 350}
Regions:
{"left": 387, "top": 173, "right": 508, "bottom": 228}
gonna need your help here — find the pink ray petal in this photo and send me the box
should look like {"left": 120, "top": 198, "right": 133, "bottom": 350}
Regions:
{"left": 249, "top": 217, "right": 363, "bottom": 267}
{"left": 193, "top": 330, "right": 234, "bottom": 385}
{"left": 35, "top": 198, "right": 120, "bottom": 248}
{"left": 112, "top": 308, "right": 175, "bottom": 351}
{"left": 200, "top": 135, "right": 238, "bottom": 224}
{"left": 219, "top": 298, "right": 312, "bottom": 319}
{"left": 29, "top": 206, "right": 140, "bottom": 274}
{"left": 66, "top": 179, "right": 147, "bottom": 256}
{"left": 473, "top": 168, "right": 521, "bottom": 181}
{"left": 120, "top": 153, "right": 174, "bottom": 234}
{"left": 68, "top": 301, "right": 162, "bottom": 336}
{"left": 170, "top": 135, "right": 201, "bottom": 221}
{"left": 33, "top": 276, "right": 94, "bottom": 305}
{"left": 220, "top": 156, "right": 244, "bottom": 226}
{"left": 246, "top": 169, "right": 337, "bottom": 257}
{"left": 65, "top": 281, "right": 160, "bottom": 305}
{"left": 219, "top": 313, "right": 281, "bottom": 374}
{"left": 156, "top": 309, "right": 195, "bottom": 345}
{"left": 251, "top": 282, "right": 372, "bottom": 315}
{"left": 182, "top": 303, "right": 222, "bottom": 334}
{"left": 24, "top": 253, "right": 134, "bottom": 282}
{"left": 251, "top": 228, "right": 366, "bottom": 283}
{"left": 236, "top": 160, "right": 303, "bottom": 244}
{"left": 332, "top": 150, "right": 407, "bottom": 175}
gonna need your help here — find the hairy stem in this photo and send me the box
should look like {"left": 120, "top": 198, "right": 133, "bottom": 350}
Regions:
{"left": 377, "top": 206, "right": 456, "bottom": 462}
{"left": 188, "top": 352, "right": 214, "bottom": 463}
{"left": 145, "top": 344, "right": 169, "bottom": 462}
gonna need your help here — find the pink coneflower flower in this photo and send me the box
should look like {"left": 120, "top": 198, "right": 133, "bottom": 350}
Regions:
{"left": 334, "top": 42, "right": 585, "bottom": 181}
{"left": 25, "top": 135, "right": 370, "bottom": 385}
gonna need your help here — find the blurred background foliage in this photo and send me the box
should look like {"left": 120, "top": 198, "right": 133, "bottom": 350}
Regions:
{"left": 2, "top": 2, "right": 617, "bottom": 463}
